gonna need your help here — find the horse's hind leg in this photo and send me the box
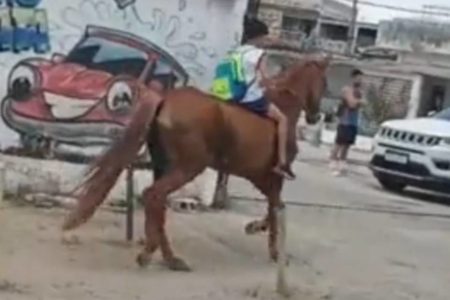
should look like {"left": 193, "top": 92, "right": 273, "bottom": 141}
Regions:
{"left": 137, "top": 167, "right": 203, "bottom": 271}
{"left": 245, "top": 216, "right": 269, "bottom": 235}
{"left": 212, "top": 171, "right": 230, "bottom": 209}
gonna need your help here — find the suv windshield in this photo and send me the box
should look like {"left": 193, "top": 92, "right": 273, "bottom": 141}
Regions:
{"left": 433, "top": 107, "right": 450, "bottom": 121}
{"left": 65, "top": 36, "right": 148, "bottom": 77}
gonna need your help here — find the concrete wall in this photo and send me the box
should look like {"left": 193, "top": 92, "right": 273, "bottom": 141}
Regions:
{"left": 0, "top": 0, "right": 247, "bottom": 149}
{"left": 419, "top": 75, "right": 450, "bottom": 116}
{"left": 260, "top": 0, "right": 320, "bottom": 11}
{"left": 377, "top": 18, "right": 450, "bottom": 54}
{"left": 399, "top": 52, "right": 450, "bottom": 68}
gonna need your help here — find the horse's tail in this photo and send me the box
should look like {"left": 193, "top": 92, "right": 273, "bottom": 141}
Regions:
{"left": 62, "top": 93, "right": 162, "bottom": 231}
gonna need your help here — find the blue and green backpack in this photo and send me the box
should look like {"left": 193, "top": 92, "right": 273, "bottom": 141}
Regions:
{"left": 211, "top": 51, "right": 248, "bottom": 102}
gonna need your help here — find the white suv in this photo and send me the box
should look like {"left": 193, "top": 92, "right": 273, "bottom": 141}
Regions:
{"left": 370, "top": 108, "right": 450, "bottom": 193}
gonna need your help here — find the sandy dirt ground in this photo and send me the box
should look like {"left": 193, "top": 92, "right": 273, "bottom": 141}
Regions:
{"left": 0, "top": 203, "right": 328, "bottom": 300}
{"left": 2, "top": 147, "right": 450, "bottom": 300}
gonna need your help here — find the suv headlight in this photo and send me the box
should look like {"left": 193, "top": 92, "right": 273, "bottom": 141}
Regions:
{"left": 441, "top": 138, "right": 450, "bottom": 146}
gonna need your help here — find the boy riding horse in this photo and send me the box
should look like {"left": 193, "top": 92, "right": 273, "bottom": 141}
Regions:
{"left": 211, "top": 19, "right": 295, "bottom": 180}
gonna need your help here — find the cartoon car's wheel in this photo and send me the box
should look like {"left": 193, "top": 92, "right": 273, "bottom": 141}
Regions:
{"left": 20, "top": 134, "right": 36, "bottom": 150}
{"left": 19, "top": 134, "right": 50, "bottom": 152}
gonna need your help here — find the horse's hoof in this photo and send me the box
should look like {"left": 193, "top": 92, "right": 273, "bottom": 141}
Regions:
{"left": 136, "top": 252, "right": 151, "bottom": 268}
{"left": 245, "top": 220, "right": 267, "bottom": 235}
{"left": 270, "top": 251, "right": 279, "bottom": 262}
{"left": 270, "top": 252, "right": 290, "bottom": 266}
{"left": 61, "top": 232, "right": 81, "bottom": 245}
{"left": 166, "top": 257, "right": 192, "bottom": 272}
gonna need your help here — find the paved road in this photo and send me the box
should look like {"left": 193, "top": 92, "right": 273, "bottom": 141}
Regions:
{"left": 227, "top": 143, "right": 450, "bottom": 300}
{"left": 230, "top": 143, "right": 450, "bottom": 216}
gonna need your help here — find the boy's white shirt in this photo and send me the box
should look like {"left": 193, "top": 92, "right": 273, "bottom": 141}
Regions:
{"left": 233, "top": 44, "right": 265, "bottom": 103}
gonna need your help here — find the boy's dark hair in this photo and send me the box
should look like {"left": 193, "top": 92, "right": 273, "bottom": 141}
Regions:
{"left": 351, "top": 69, "right": 363, "bottom": 77}
{"left": 242, "top": 15, "right": 269, "bottom": 43}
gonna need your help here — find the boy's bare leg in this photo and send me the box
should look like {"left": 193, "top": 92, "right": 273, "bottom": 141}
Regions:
{"left": 266, "top": 103, "right": 295, "bottom": 180}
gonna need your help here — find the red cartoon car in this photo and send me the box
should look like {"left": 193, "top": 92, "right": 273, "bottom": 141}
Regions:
{"left": 2, "top": 25, "right": 189, "bottom": 147}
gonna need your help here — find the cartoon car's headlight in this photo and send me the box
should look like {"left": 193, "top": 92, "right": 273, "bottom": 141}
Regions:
{"left": 106, "top": 81, "right": 133, "bottom": 114}
{"left": 8, "top": 64, "right": 40, "bottom": 101}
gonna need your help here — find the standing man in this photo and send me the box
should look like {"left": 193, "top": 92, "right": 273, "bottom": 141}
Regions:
{"left": 330, "top": 69, "right": 364, "bottom": 175}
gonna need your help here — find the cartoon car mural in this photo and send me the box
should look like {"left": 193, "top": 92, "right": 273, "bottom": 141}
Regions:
{"left": 1, "top": 25, "right": 189, "bottom": 146}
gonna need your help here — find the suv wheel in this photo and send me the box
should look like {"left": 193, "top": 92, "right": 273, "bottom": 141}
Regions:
{"left": 376, "top": 175, "right": 407, "bottom": 193}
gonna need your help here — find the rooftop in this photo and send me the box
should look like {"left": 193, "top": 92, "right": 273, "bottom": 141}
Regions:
{"left": 333, "top": 58, "right": 450, "bottom": 80}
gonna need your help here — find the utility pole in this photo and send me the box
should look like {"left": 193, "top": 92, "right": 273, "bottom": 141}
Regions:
{"left": 246, "top": 0, "right": 261, "bottom": 18}
{"left": 346, "top": 0, "right": 358, "bottom": 56}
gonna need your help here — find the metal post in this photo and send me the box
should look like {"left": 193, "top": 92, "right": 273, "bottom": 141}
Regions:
{"left": 346, "top": 0, "right": 358, "bottom": 56}
{"left": 0, "top": 161, "right": 5, "bottom": 205}
{"left": 276, "top": 203, "right": 289, "bottom": 297}
{"left": 126, "top": 165, "right": 134, "bottom": 241}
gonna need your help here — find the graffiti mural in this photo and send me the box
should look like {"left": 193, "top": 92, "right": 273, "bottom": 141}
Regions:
{"left": 0, "top": 0, "right": 247, "bottom": 152}
{"left": 2, "top": 25, "right": 189, "bottom": 146}
{"left": 113, "top": 0, "right": 135, "bottom": 10}
{"left": 0, "top": 0, "right": 50, "bottom": 53}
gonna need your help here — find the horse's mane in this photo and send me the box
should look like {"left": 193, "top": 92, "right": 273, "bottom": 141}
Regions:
{"left": 245, "top": 36, "right": 329, "bottom": 85}
{"left": 269, "top": 58, "right": 322, "bottom": 92}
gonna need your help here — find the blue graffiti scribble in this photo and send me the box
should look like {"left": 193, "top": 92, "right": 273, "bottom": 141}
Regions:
{"left": 113, "top": 0, "right": 135, "bottom": 10}
{"left": 201, "top": 46, "right": 217, "bottom": 59}
{"left": 189, "top": 32, "right": 206, "bottom": 41}
{"left": 0, "top": 24, "right": 50, "bottom": 53}
{"left": 0, "top": 0, "right": 41, "bottom": 8}
{"left": 0, "top": 0, "right": 50, "bottom": 54}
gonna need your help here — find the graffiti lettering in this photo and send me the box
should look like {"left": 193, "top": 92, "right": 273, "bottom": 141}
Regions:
{"left": 0, "top": 0, "right": 49, "bottom": 53}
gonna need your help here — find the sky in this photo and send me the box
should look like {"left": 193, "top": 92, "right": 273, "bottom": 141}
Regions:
{"left": 341, "top": 0, "right": 450, "bottom": 24}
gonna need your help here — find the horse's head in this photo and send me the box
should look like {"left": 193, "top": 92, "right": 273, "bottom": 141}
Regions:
{"left": 282, "top": 55, "right": 331, "bottom": 125}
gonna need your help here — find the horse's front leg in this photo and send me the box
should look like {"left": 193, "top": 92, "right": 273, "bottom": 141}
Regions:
{"left": 250, "top": 175, "right": 284, "bottom": 261}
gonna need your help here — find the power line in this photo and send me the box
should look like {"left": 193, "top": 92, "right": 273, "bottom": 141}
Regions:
{"left": 422, "top": 5, "right": 450, "bottom": 12}
{"left": 339, "top": 0, "right": 450, "bottom": 17}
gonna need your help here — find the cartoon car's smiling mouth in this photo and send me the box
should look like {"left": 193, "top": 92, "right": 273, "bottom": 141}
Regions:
{"left": 44, "top": 92, "right": 98, "bottom": 119}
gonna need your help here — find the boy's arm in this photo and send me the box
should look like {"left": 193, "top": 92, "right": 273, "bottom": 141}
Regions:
{"left": 256, "top": 54, "right": 271, "bottom": 87}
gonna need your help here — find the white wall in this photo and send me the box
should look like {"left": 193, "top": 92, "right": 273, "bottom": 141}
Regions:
{"left": 0, "top": 0, "right": 248, "bottom": 148}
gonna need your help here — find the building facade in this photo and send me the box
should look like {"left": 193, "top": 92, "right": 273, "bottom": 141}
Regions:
{"left": 258, "top": 0, "right": 377, "bottom": 54}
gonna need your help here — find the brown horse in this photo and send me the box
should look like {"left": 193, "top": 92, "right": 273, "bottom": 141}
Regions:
{"left": 62, "top": 56, "right": 330, "bottom": 271}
